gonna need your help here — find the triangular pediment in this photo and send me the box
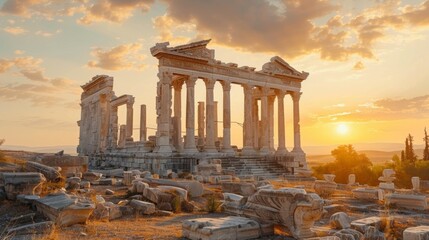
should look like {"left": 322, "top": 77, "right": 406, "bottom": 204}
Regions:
{"left": 151, "top": 39, "right": 214, "bottom": 59}
{"left": 262, "top": 56, "right": 308, "bottom": 79}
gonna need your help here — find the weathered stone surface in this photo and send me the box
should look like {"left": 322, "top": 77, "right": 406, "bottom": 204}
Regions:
{"left": 351, "top": 216, "right": 389, "bottom": 234}
{"left": 323, "top": 204, "right": 347, "bottom": 218}
{"left": 41, "top": 155, "right": 88, "bottom": 176}
{"left": 208, "top": 175, "right": 233, "bottom": 184}
{"left": 154, "top": 210, "right": 173, "bottom": 216}
{"left": 105, "top": 189, "right": 115, "bottom": 195}
{"left": 141, "top": 178, "right": 203, "bottom": 197}
{"left": 3, "top": 172, "right": 46, "bottom": 200}
{"left": 181, "top": 200, "right": 195, "bottom": 213}
{"left": 364, "top": 226, "right": 386, "bottom": 240}
{"left": 221, "top": 182, "right": 256, "bottom": 196}
{"left": 34, "top": 192, "right": 95, "bottom": 226}
{"left": 93, "top": 202, "right": 122, "bottom": 221}
{"left": 224, "top": 188, "right": 323, "bottom": 239}
{"left": 129, "top": 199, "right": 155, "bottom": 215}
{"left": 66, "top": 177, "right": 81, "bottom": 190}
{"left": 385, "top": 193, "right": 428, "bottom": 210}
{"left": 133, "top": 180, "right": 149, "bottom": 193}
{"left": 157, "top": 185, "right": 188, "bottom": 201}
{"left": 334, "top": 228, "right": 364, "bottom": 240}
{"left": 80, "top": 181, "right": 90, "bottom": 189}
{"left": 25, "top": 161, "right": 62, "bottom": 182}
{"left": 352, "top": 188, "right": 382, "bottom": 201}
{"left": 16, "top": 194, "right": 40, "bottom": 204}
{"left": 99, "top": 178, "right": 116, "bottom": 185}
{"left": 157, "top": 202, "right": 173, "bottom": 211}
{"left": 197, "top": 163, "right": 222, "bottom": 176}
{"left": 82, "top": 172, "right": 102, "bottom": 181}
{"left": 123, "top": 171, "right": 134, "bottom": 186}
{"left": 6, "top": 221, "right": 54, "bottom": 238}
{"left": 182, "top": 216, "right": 273, "bottom": 240}
{"left": 403, "top": 226, "right": 429, "bottom": 240}
{"left": 330, "top": 212, "right": 351, "bottom": 229}
{"left": 314, "top": 180, "right": 337, "bottom": 197}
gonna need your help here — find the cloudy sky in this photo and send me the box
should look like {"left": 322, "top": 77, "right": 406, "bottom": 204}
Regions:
{"left": 1, "top": 0, "right": 429, "bottom": 151}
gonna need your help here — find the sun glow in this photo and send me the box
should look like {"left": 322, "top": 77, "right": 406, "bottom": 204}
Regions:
{"left": 336, "top": 123, "right": 349, "bottom": 135}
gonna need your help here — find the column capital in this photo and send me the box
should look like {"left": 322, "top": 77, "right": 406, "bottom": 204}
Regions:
{"left": 203, "top": 77, "right": 216, "bottom": 89}
{"left": 220, "top": 81, "right": 231, "bottom": 91}
{"left": 185, "top": 75, "right": 197, "bottom": 88}
{"left": 158, "top": 71, "right": 173, "bottom": 84}
{"left": 242, "top": 84, "right": 254, "bottom": 93}
{"left": 261, "top": 86, "right": 270, "bottom": 95}
{"left": 290, "top": 91, "right": 302, "bottom": 101}
{"left": 172, "top": 79, "right": 184, "bottom": 90}
{"left": 275, "top": 89, "right": 286, "bottom": 98}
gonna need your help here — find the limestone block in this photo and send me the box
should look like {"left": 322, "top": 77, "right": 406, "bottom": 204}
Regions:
{"left": 134, "top": 181, "right": 149, "bottom": 193}
{"left": 3, "top": 172, "right": 46, "bottom": 200}
{"left": 197, "top": 163, "right": 222, "bottom": 176}
{"left": 141, "top": 178, "right": 203, "bottom": 197}
{"left": 351, "top": 216, "right": 389, "bottom": 234}
{"left": 334, "top": 228, "right": 364, "bottom": 240}
{"left": 330, "top": 212, "right": 351, "bottom": 229}
{"left": 223, "top": 193, "right": 246, "bottom": 215}
{"left": 99, "top": 178, "right": 116, "bottom": 185}
{"left": 155, "top": 210, "right": 174, "bottom": 216}
{"left": 129, "top": 199, "right": 155, "bottom": 215}
{"left": 123, "top": 171, "right": 134, "bottom": 186}
{"left": 221, "top": 182, "right": 256, "bottom": 196}
{"left": 208, "top": 175, "right": 233, "bottom": 184}
{"left": 182, "top": 216, "right": 271, "bottom": 240}
{"left": 25, "top": 161, "right": 62, "bottom": 182}
{"left": 348, "top": 174, "right": 356, "bottom": 185}
{"left": 80, "top": 181, "right": 90, "bottom": 189}
{"left": 385, "top": 193, "right": 428, "bottom": 210}
{"left": 412, "top": 177, "right": 420, "bottom": 191}
{"left": 66, "top": 177, "right": 81, "bottom": 190}
{"left": 323, "top": 174, "right": 336, "bottom": 182}
{"left": 364, "top": 226, "right": 386, "bottom": 240}
{"left": 83, "top": 172, "right": 102, "bottom": 181}
{"left": 323, "top": 204, "right": 347, "bottom": 218}
{"left": 157, "top": 186, "right": 188, "bottom": 201}
{"left": 157, "top": 202, "right": 172, "bottom": 211}
{"left": 314, "top": 180, "right": 337, "bottom": 197}
{"left": 379, "top": 182, "right": 395, "bottom": 190}
{"left": 403, "top": 226, "right": 429, "bottom": 240}
{"left": 143, "top": 187, "right": 159, "bottom": 203}
{"left": 105, "top": 189, "right": 115, "bottom": 195}
{"left": 96, "top": 195, "right": 105, "bottom": 204}
{"left": 352, "top": 188, "right": 382, "bottom": 201}
{"left": 104, "top": 202, "right": 122, "bottom": 220}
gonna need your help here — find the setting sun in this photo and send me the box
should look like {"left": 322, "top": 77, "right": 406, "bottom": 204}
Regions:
{"left": 336, "top": 123, "right": 349, "bottom": 135}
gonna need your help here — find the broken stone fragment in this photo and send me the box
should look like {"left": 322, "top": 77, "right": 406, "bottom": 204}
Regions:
{"left": 82, "top": 172, "right": 102, "bottom": 181}
{"left": 3, "top": 172, "right": 46, "bottom": 200}
{"left": 25, "top": 161, "right": 62, "bottom": 182}
{"left": 129, "top": 199, "right": 155, "bottom": 215}
{"left": 7, "top": 221, "right": 54, "bottom": 237}
{"left": 105, "top": 189, "right": 115, "bottom": 195}
{"left": 403, "top": 226, "right": 429, "bottom": 240}
{"left": 330, "top": 212, "right": 351, "bottom": 230}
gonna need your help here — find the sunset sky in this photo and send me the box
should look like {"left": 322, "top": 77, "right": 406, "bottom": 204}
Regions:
{"left": 1, "top": 0, "right": 429, "bottom": 152}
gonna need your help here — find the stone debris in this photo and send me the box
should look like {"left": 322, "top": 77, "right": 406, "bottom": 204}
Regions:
{"left": 3, "top": 172, "right": 46, "bottom": 200}
{"left": 105, "top": 189, "right": 115, "bottom": 195}
{"left": 16, "top": 194, "right": 40, "bottom": 204}
{"left": 352, "top": 188, "right": 382, "bottom": 201}
{"left": 221, "top": 182, "right": 256, "bottom": 196}
{"left": 141, "top": 178, "right": 203, "bottom": 197}
{"left": 334, "top": 228, "right": 364, "bottom": 240}
{"left": 93, "top": 202, "right": 122, "bottom": 221}
{"left": 33, "top": 192, "right": 95, "bottom": 227}
{"left": 157, "top": 185, "right": 188, "bottom": 201}
{"left": 385, "top": 192, "right": 428, "bottom": 210}
{"left": 6, "top": 221, "right": 54, "bottom": 239}
{"left": 330, "top": 212, "right": 351, "bottom": 229}
{"left": 82, "top": 172, "right": 102, "bottom": 181}
{"left": 66, "top": 177, "right": 81, "bottom": 190}
{"left": 182, "top": 216, "right": 273, "bottom": 240}
{"left": 351, "top": 216, "right": 390, "bottom": 234}
{"left": 129, "top": 199, "right": 155, "bottom": 215}
{"left": 224, "top": 187, "right": 324, "bottom": 239}
{"left": 314, "top": 174, "right": 338, "bottom": 197}
{"left": 364, "top": 226, "right": 386, "bottom": 240}
{"left": 41, "top": 155, "right": 88, "bottom": 176}
{"left": 403, "top": 226, "right": 429, "bottom": 240}
{"left": 25, "top": 161, "right": 62, "bottom": 182}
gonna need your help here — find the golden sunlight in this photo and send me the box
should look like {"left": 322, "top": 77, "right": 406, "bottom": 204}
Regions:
{"left": 336, "top": 123, "right": 349, "bottom": 135}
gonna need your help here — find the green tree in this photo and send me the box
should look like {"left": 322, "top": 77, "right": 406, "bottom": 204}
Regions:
{"left": 400, "top": 150, "right": 405, "bottom": 162}
{"left": 423, "top": 127, "right": 429, "bottom": 160}
{"left": 407, "top": 134, "right": 417, "bottom": 163}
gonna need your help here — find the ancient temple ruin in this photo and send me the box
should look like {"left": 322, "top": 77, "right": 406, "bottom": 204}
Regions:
{"left": 77, "top": 39, "right": 310, "bottom": 176}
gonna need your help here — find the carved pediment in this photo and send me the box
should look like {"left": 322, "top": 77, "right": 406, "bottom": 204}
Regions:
{"left": 170, "top": 39, "right": 215, "bottom": 59}
{"left": 262, "top": 56, "right": 309, "bottom": 79}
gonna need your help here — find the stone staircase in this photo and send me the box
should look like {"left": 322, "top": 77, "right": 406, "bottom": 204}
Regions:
{"left": 221, "top": 157, "right": 291, "bottom": 179}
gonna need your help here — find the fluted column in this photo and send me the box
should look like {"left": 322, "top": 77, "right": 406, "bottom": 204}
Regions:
{"left": 252, "top": 98, "right": 259, "bottom": 149}
{"left": 242, "top": 84, "right": 255, "bottom": 154}
{"left": 140, "top": 104, "right": 146, "bottom": 142}
{"left": 110, "top": 106, "right": 118, "bottom": 149}
{"left": 184, "top": 76, "right": 198, "bottom": 153}
{"left": 204, "top": 78, "right": 217, "bottom": 152}
{"left": 126, "top": 97, "right": 134, "bottom": 142}
{"left": 221, "top": 81, "right": 233, "bottom": 153}
{"left": 198, "top": 102, "right": 205, "bottom": 148}
{"left": 260, "top": 87, "right": 270, "bottom": 153}
{"left": 268, "top": 95, "right": 275, "bottom": 151}
{"left": 276, "top": 90, "right": 287, "bottom": 155}
{"left": 155, "top": 71, "right": 173, "bottom": 153}
{"left": 291, "top": 91, "right": 303, "bottom": 153}
{"left": 172, "top": 79, "right": 184, "bottom": 152}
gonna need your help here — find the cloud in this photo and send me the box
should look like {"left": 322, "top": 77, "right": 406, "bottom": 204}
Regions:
{"left": 14, "top": 50, "right": 25, "bottom": 55}
{"left": 155, "top": 0, "right": 429, "bottom": 61}
{"left": 35, "top": 29, "right": 61, "bottom": 37}
{"left": 3, "top": 26, "right": 27, "bottom": 35}
{"left": 313, "top": 95, "right": 429, "bottom": 123}
{"left": 78, "top": 0, "right": 155, "bottom": 24}
{"left": 353, "top": 61, "right": 364, "bottom": 70}
{"left": 20, "top": 70, "right": 49, "bottom": 82}
{"left": 87, "top": 43, "right": 146, "bottom": 70}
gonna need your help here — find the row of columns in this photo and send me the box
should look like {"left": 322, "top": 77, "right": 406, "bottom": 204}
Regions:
{"left": 109, "top": 97, "right": 135, "bottom": 149}
{"left": 155, "top": 71, "right": 303, "bottom": 155}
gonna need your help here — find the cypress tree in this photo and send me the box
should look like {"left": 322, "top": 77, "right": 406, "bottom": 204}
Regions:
{"left": 424, "top": 127, "right": 429, "bottom": 161}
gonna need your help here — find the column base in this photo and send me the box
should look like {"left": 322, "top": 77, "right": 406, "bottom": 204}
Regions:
{"left": 222, "top": 147, "right": 235, "bottom": 153}
{"left": 154, "top": 145, "right": 174, "bottom": 153}
{"left": 276, "top": 148, "right": 288, "bottom": 155}
{"left": 183, "top": 148, "right": 199, "bottom": 154}
{"left": 204, "top": 146, "right": 218, "bottom": 153}
{"left": 242, "top": 146, "right": 256, "bottom": 155}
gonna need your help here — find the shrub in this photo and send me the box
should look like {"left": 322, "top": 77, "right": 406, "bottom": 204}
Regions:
{"left": 206, "top": 195, "right": 221, "bottom": 213}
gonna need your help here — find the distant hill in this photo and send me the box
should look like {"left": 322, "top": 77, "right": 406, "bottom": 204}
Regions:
{"left": 0, "top": 145, "right": 77, "bottom": 156}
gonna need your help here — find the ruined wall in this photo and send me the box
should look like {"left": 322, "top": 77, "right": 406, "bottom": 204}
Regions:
{"left": 78, "top": 75, "right": 114, "bottom": 155}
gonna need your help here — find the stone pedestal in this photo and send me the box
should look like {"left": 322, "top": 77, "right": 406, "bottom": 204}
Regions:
{"left": 403, "top": 226, "right": 429, "bottom": 240}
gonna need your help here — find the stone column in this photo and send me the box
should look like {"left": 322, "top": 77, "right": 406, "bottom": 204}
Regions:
{"left": 184, "top": 76, "right": 198, "bottom": 153}
{"left": 118, "top": 124, "right": 126, "bottom": 148}
{"left": 198, "top": 102, "right": 205, "bottom": 148}
{"left": 140, "top": 104, "right": 146, "bottom": 142}
{"left": 252, "top": 99, "right": 259, "bottom": 149}
{"left": 173, "top": 80, "right": 184, "bottom": 152}
{"left": 260, "top": 87, "right": 270, "bottom": 153}
{"left": 126, "top": 97, "right": 134, "bottom": 142}
{"left": 291, "top": 91, "right": 303, "bottom": 153}
{"left": 242, "top": 84, "right": 255, "bottom": 154}
{"left": 204, "top": 78, "right": 217, "bottom": 152}
{"left": 268, "top": 95, "right": 275, "bottom": 151}
{"left": 110, "top": 106, "right": 118, "bottom": 148}
{"left": 220, "top": 81, "right": 233, "bottom": 153}
{"left": 276, "top": 90, "right": 287, "bottom": 155}
{"left": 155, "top": 71, "right": 173, "bottom": 153}
{"left": 214, "top": 101, "right": 218, "bottom": 143}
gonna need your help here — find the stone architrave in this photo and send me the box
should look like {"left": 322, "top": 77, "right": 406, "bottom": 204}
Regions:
{"left": 224, "top": 188, "right": 324, "bottom": 239}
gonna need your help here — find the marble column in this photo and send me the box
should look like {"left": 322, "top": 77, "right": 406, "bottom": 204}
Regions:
{"left": 268, "top": 95, "right": 275, "bottom": 151}
{"left": 126, "top": 97, "right": 134, "bottom": 142}
{"left": 204, "top": 78, "right": 217, "bottom": 152}
{"left": 140, "top": 104, "right": 146, "bottom": 142}
{"left": 173, "top": 79, "right": 184, "bottom": 152}
{"left": 184, "top": 76, "right": 198, "bottom": 153}
{"left": 291, "top": 91, "right": 303, "bottom": 153}
{"left": 214, "top": 101, "right": 218, "bottom": 143}
{"left": 110, "top": 106, "right": 118, "bottom": 148}
{"left": 155, "top": 71, "right": 173, "bottom": 153}
{"left": 276, "top": 90, "right": 287, "bottom": 155}
{"left": 198, "top": 102, "right": 205, "bottom": 148}
{"left": 252, "top": 99, "right": 259, "bottom": 149}
{"left": 118, "top": 124, "right": 126, "bottom": 148}
{"left": 221, "top": 81, "right": 233, "bottom": 153}
{"left": 260, "top": 87, "right": 270, "bottom": 153}
{"left": 242, "top": 84, "right": 255, "bottom": 154}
